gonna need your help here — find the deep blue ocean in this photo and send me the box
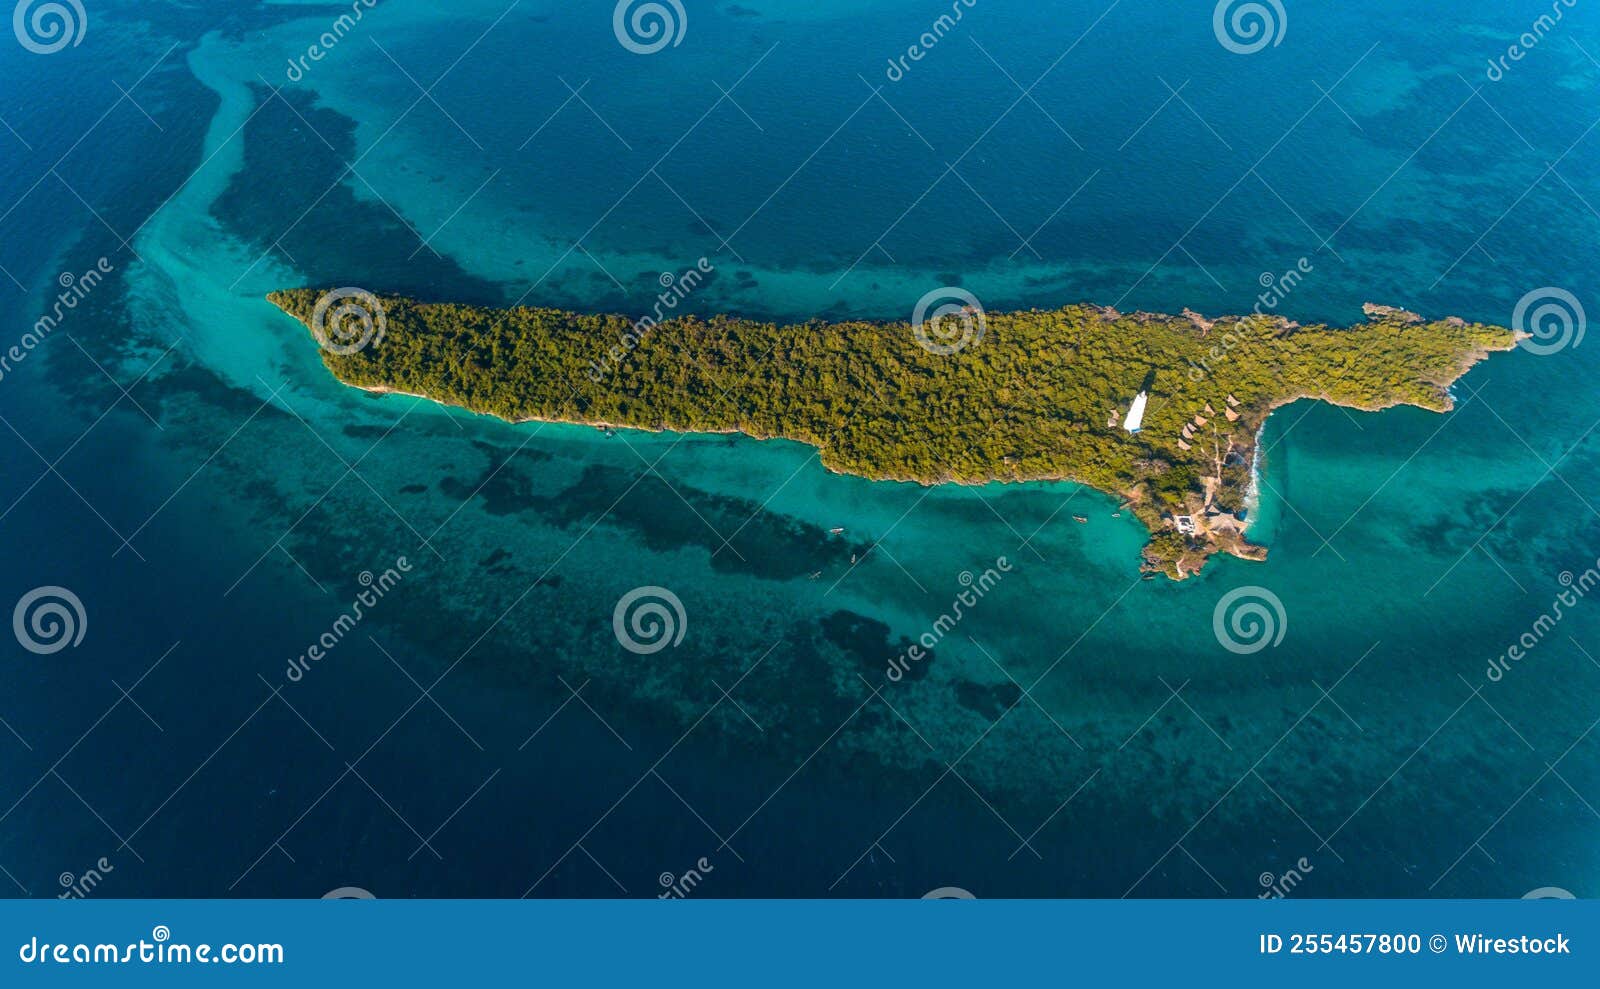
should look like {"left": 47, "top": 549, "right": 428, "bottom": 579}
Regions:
{"left": 0, "top": 0, "right": 1596, "bottom": 898}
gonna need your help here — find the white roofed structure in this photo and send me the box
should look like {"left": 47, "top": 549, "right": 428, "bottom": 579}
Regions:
{"left": 1122, "top": 391, "right": 1148, "bottom": 433}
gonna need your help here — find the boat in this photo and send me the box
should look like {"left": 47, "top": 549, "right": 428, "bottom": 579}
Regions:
{"left": 1112, "top": 512, "right": 1121, "bottom": 518}
{"left": 829, "top": 527, "right": 844, "bottom": 535}
{"left": 1073, "top": 514, "right": 1088, "bottom": 524}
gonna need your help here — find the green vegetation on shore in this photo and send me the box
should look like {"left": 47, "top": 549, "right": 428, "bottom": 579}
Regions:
{"left": 268, "top": 289, "right": 1514, "bottom": 577}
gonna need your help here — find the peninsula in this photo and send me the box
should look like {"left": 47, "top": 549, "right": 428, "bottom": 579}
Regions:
{"left": 268, "top": 289, "right": 1516, "bottom": 578}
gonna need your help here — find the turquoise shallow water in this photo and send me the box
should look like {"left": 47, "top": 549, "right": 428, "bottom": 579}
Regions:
{"left": 0, "top": 0, "right": 1596, "bottom": 897}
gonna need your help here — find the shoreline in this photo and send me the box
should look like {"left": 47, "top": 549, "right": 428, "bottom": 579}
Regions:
{"left": 279, "top": 291, "right": 1519, "bottom": 580}
{"left": 344, "top": 376, "right": 1479, "bottom": 580}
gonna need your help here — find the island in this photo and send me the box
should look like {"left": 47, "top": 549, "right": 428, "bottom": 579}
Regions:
{"left": 268, "top": 289, "right": 1517, "bottom": 578}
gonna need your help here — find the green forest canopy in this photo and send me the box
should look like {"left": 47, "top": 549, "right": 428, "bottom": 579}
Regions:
{"left": 269, "top": 289, "right": 1512, "bottom": 504}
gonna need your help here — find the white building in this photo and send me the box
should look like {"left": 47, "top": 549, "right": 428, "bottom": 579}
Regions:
{"left": 1122, "top": 391, "right": 1148, "bottom": 433}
